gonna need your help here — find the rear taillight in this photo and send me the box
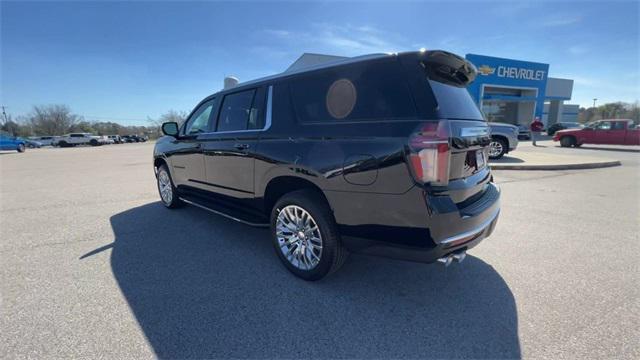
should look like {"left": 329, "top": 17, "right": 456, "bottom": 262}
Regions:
{"left": 407, "top": 120, "right": 451, "bottom": 186}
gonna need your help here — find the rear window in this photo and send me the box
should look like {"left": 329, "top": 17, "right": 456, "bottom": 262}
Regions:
{"left": 289, "top": 60, "right": 417, "bottom": 122}
{"left": 428, "top": 79, "right": 484, "bottom": 121}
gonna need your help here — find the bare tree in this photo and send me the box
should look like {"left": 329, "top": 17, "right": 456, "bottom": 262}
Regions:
{"left": 28, "top": 105, "right": 82, "bottom": 135}
{"left": 148, "top": 110, "right": 188, "bottom": 126}
{"left": 148, "top": 110, "right": 188, "bottom": 136}
{"left": 579, "top": 101, "right": 640, "bottom": 123}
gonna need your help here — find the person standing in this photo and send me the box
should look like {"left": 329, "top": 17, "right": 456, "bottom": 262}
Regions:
{"left": 530, "top": 117, "right": 544, "bottom": 146}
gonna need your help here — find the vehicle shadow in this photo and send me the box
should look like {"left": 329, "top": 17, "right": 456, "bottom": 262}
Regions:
{"left": 490, "top": 155, "right": 525, "bottom": 164}
{"left": 95, "top": 202, "right": 520, "bottom": 359}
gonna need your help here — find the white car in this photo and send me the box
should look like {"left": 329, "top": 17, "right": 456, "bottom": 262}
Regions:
{"left": 56, "top": 133, "right": 107, "bottom": 147}
{"left": 29, "top": 136, "right": 59, "bottom": 146}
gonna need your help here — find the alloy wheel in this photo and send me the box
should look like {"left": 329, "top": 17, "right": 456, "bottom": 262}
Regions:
{"left": 276, "top": 205, "right": 323, "bottom": 270}
{"left": 489, "top": 140, "right": 503, "bottom": 158}
{"left": 158, "top": 170, "right": 173, "bottom": 205}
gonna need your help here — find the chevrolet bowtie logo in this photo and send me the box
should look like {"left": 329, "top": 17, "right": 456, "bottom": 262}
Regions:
{"left": 477, "top": 65, "right": 495, "bottom": 76}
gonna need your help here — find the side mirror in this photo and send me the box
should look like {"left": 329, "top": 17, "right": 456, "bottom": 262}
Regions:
{"left": 161, "top": 122, "right": 179, "bottom": 137}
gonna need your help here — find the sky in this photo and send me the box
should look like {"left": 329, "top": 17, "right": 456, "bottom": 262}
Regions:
{"left": 1, "top": 0, "right": 639, "bottom": 125}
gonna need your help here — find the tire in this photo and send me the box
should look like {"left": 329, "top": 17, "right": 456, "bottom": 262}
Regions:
{"left": 270, "top": 189, "right": 348, "bottom": 281}
{"left": 59, "top": 141, "right": 68, "bottom": 148}
{"left": 156, "top": 164, "right": 183, "bottom": 209}
{"left": 17, "top": 144, "right": 25, "bottom": 153}
{"left": 488, "top": 137, "right": 507, "bottom": 159}
{"left": 560, "top": 136, "right": 575, "bottom": 148}
{"left": 90, "top": 139, "right": 99, "bottom": 146}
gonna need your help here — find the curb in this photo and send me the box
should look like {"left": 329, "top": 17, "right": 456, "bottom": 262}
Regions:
{"left": 490, "top": 160, "right": 621, "bottom": 171}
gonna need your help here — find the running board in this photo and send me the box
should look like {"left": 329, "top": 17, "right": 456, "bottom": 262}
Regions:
{"left": 179, "top": 197, "right": 269, "bottom": 228}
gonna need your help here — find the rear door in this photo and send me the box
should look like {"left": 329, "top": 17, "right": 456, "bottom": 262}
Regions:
{"left": 201, "top": 86, "right": 268, "bottom": 198}
{"left": 69, "top": 134, "right": 84, "bottom": 144}
{"left": 607, "top": 121, "right": 629, "bottom": 144}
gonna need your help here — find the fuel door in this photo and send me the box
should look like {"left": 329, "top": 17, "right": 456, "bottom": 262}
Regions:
{"left": 343, "top": 154, "right": 378, "bottom": 186}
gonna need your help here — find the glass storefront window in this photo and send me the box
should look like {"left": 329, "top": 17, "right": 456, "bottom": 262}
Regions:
{"left": 481, "top": 101, "right": 519, "bottom": 123}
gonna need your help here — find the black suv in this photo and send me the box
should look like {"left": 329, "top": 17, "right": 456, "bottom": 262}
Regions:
{"left": 154, "top": 50, "right": 500, "bottom": 280}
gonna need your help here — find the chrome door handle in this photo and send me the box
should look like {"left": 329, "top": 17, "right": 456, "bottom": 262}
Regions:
{"left": 234, "top": 143, "right": 250, "bottom": 150}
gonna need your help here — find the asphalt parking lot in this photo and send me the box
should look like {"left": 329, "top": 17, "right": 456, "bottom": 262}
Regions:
{"left": 1, "top": 143, "right": 638, "bottom": 359}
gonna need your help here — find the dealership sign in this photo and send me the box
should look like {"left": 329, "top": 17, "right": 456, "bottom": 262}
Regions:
{"left": 478, "top": 64, "right": 546, "bottom": 81}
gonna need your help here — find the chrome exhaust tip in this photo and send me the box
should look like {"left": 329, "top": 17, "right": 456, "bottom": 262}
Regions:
{"left": 437, "top": 255, "right": 453, "bottom": 267}
{"left": 452, "top": 251, "right": 467, "bottom": 263}
{"left": 437, "top": 251, "right": 467, "bottom": 266}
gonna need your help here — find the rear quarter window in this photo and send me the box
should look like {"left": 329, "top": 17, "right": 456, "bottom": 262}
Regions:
{"left": 289, "top": 59, "right": 417, "bottom": 122}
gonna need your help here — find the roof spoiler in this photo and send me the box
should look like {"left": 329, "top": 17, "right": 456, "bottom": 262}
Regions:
{"left": 418, "top": 50, "right": 477, "bottom": 87}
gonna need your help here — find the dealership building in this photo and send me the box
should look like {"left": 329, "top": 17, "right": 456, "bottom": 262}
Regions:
{"left": 465, "top": 54, "right": 578, "bottom": 127}
{"left": 285, "top": 52, "right": 578, "bottom": 127}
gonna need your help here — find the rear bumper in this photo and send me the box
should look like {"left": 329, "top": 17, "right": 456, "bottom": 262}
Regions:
{"left": 326, "top": 181, "right": 501, "bottom": 264}
{"left": 342, "top": 210, "right": 498, "bottom": 263}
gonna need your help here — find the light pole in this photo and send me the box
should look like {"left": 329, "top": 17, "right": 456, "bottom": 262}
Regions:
{"left": 593, "top": 98, "right": 597, "bottom": 108}
{"left": 1, "top": 106, "right": 7, "bottom": 124}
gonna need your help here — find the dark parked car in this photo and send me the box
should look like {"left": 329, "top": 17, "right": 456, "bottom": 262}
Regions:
{"left": 121, "top": 135, "right": 135, "bottom": 143}
{"left": 153, "top": 50, "right": 501, "bottom": 280}
{"left": 124, "top": 134, "right": 147, "bottom": 143}
{"left": 546, "top": 121, "right": 583, "bottom": 136}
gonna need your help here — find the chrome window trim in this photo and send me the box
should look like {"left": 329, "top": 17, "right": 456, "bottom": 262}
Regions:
{"left": 198, "top": 85, "right": 273, "bottom": 135}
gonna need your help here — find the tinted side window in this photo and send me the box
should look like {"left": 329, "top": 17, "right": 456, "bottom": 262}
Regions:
{"left": 185, "top": 99, "right": 215, "bottom": 135}
{"left": 611, "top": 121, "right": 626, "bottom": 130}
{"left": 596, "top": 121, "right": 612, "bottom": 130}
{"left": 217, "top": 89, "right": 257, "bottom": 132}
{"left": 289, "top": 59, "right": 417, "bottom": 122}
{"left": 247, "top": 87, "right": 267, "bottom": 130}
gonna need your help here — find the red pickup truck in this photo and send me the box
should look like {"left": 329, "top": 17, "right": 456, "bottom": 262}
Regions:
{"left": 554, "top": 119, "right": 640, "bottom": 147}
